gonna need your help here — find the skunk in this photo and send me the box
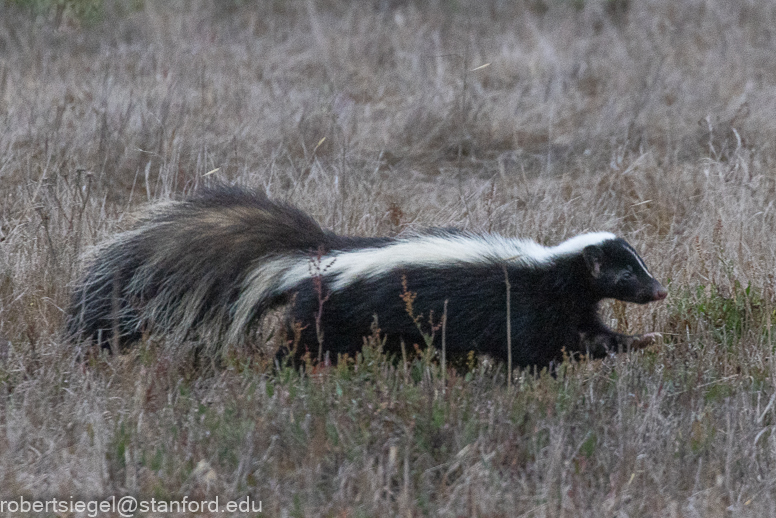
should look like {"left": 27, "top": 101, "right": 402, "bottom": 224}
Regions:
{"left": 67, "top": 185, "right": 667, "bottom": 368}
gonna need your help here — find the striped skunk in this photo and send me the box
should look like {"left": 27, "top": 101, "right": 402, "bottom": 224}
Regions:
{"left": 67, "top": 185, "right": 667, "bottom": 369}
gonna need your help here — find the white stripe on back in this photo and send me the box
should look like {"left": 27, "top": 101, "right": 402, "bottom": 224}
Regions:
{"left": 283, "top": 231, "right": 616, "bottom": 291}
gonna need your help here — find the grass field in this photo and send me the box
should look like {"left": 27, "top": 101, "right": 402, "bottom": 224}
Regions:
{"left": 2, "top": 0, "right": 776, "bottom": 515}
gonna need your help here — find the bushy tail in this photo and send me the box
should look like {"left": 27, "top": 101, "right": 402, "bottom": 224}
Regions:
{"left": 66, "top": 185, "right": 332, "bottom": 350}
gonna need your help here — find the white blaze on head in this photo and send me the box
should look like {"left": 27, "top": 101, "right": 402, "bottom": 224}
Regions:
{"left": 621, "top": 242, "right": 654, "bottom": 279}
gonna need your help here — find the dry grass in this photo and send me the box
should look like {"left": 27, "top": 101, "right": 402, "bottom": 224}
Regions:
{"left": 2, "top": 0, "right": 776, "bottom": 515}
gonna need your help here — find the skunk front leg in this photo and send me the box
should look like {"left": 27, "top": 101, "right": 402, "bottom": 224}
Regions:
{"left": 579, "top": 321, "right": 661, "bottom": 359}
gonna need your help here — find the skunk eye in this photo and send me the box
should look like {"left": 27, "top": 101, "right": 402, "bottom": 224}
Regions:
{"left": 619, "top": 271, "right": 634, "bottom": 282}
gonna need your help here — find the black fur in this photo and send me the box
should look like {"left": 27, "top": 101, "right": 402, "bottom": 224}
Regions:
{"left": 288, "top": 237, "right": 666, "bottom": 367}
{"left": 67, "top": 186, "right": 666, "bottom": 368}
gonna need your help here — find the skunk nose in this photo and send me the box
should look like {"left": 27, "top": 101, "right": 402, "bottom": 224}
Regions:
{"left": 654, "top": 284, "right": 668, "bottom": 300}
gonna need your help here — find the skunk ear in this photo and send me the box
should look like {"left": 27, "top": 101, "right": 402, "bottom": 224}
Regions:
{"left": 582, "top": 245, "right": 604, "bottom": 278}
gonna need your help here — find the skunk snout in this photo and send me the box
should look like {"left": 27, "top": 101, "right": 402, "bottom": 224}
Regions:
{"left": 653, "top": 283, "right": 668, "bottom": 301}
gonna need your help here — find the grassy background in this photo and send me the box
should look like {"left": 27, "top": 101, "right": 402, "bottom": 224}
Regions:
{"left": 2, "top": 0, "right": 776, "bottom": 515}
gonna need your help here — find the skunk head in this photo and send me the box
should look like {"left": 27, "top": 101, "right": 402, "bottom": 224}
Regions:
{"left": 582, "top": 237, "right": 667, "bottom": 304}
